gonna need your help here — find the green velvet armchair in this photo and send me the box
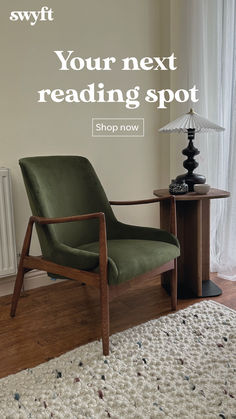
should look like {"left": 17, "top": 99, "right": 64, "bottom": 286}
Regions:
{"left": 11, "top": 156, "right": 180, "bottom": 355}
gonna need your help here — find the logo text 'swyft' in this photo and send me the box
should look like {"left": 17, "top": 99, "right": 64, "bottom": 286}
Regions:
{"left": 9, "top": 7, "right": 54, "bottom": 26}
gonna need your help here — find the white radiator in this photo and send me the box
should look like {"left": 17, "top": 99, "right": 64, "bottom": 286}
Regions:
{"left": 0, "top": 168, "right": 17, "bottom": 277}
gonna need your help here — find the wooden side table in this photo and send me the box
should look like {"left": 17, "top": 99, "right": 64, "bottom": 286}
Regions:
{"left": 153, "top": 188, "right": 230, "bottom": 298}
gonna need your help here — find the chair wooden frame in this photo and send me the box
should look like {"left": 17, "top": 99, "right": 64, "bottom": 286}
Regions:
{"left": 11, "top": 195, "right": 177, "bottom": 356}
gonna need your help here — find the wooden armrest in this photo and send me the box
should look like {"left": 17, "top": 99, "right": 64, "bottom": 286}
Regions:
{"left": 109, "top": 196, "right": 174, "bottom": 206}
{"left": 30, "top": 212, "right": 105, "bottom": 225}
{"left": 110, "top": 196, "right": 177, "bottom": 236}
{"left": 28, "top": 212, "right": 108, "bottom": 277}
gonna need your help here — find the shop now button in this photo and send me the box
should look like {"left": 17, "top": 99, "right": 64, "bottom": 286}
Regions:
{"left": 92, "top": 118, "right": 144, "bottom": 137}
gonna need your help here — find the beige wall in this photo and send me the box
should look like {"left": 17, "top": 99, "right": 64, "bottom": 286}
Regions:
{"left": 169, "top": 0, "right": 190, "bottom": 180}
{"left": 159, "top": 0, "right": 171, "bottom": 186}
{"left": 1, "top": 0, "right": 174, "bottom": 262}
{"left": 156, "top": 0, "right": 189, "bottom": 184}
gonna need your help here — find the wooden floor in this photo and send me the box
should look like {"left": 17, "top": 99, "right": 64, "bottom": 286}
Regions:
{"left": 0, "top": 274, "right": 235, "bottom": 379}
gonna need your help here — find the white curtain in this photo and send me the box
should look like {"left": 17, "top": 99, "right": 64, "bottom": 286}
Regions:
{"left": 186, "top": 0, "right": 236, "bottom": 278}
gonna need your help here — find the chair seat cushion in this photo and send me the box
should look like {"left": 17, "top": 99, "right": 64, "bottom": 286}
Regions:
{"left": 79, "top": 239, "right": 180, "bottom": 285}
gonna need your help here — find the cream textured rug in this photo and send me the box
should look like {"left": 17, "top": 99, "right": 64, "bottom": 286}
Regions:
{"left": 0, "top": 301, "right": 236, "bottom": 419}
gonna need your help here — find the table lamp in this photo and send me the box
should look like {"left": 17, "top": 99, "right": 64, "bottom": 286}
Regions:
{"left": 159, "top": 109, "right": 225, "bottom": 191}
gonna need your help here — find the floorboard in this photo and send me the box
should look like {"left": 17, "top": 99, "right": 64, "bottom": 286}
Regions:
{"left": 0, "top": 274, "right": 235, "bottom": 379}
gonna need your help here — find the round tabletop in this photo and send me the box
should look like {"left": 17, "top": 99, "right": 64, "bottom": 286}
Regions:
{"left": 153, "top": 188, "right": 230, "bottom": 201}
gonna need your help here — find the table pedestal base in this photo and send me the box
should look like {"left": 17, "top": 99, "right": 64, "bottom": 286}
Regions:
{"left": 201, "top": 280, "right": 222, "bottom": 297}
{"left": 162, "top": 277, "right": 222, "bottom": 299}
{"left": 154, "top": 188, "right": 230, "bottom": 299}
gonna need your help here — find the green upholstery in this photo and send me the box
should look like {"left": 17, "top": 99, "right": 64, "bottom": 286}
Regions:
{"left": 79, "top": 239, "right": 179, "bottom": 285}
{"left": 19, "top": 156, "right": 180, "bottom": 284}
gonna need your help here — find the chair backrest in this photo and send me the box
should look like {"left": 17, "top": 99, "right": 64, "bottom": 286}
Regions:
{"left": 20, "top": 156, "right": 117, "bottom": 256}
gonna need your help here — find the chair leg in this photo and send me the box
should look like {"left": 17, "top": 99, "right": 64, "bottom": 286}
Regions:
{"left": 10, "top": 218, "right": 34, "bottom": 317}
{"left": 100, "top": 281, "right": 110, "bottom": 356}
{"left": 171, "top": 259, "right": 177, "bottom": 310}
{"left": 10, "top": 266, "right": 25, "bottom": 317}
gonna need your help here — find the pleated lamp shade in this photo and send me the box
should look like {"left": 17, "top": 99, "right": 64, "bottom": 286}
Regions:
{"left": 159, "top": 109, "right": 225, "bottom": 133}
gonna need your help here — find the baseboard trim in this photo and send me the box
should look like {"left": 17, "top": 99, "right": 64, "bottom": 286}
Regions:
{"left": 0, "top": 270, "right": 65, "bottom": 297}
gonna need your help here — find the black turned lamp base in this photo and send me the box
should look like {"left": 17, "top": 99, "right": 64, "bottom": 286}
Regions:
{"left": 176, "top": 173, "right": 206, "bottom": 192}
{"left": 174, "top": 127, "right": 207, "bottom": 192}
{"left": 163, "top": 279, "right": 222, "bottom": 299}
